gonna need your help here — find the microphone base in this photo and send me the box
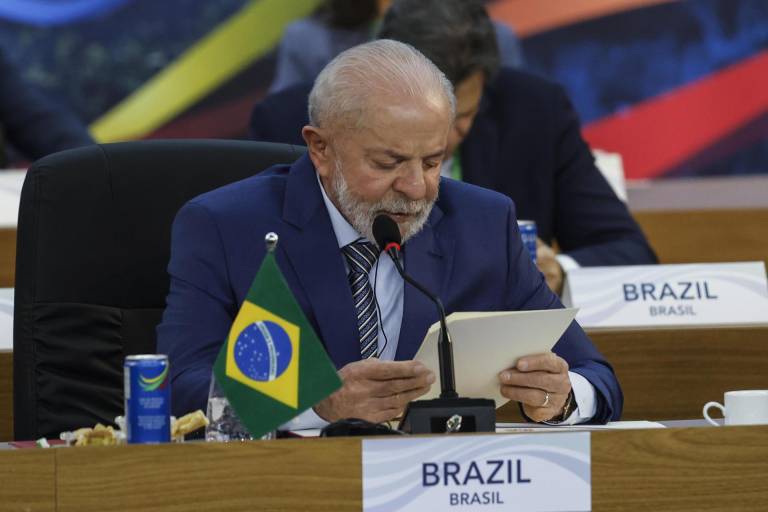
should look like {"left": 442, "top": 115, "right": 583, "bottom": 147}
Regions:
{"left": 398, "top": 397, "right": 496, "bottom": 434}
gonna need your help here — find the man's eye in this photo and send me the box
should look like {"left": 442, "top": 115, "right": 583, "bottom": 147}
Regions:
{"left": 424, "top": 161, "right": 439, "bottom": 169}
{"left": 375, "top": 161, "right": 397, "bottom": 170}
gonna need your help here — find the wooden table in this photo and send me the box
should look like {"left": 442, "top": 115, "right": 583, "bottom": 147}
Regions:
{"left": 0, "top": 228, "right": 14, "bottom": 288}
{"left": 626, "top": 175, "right": 768, "bottom": 267}
{"left": 2, "top": 424, "right": 767, "bottom": 511}
{"left": 634, "top": 208, "right": 768, "bottom": 267}
{"left": 588, "top": 326, "right": 768, "bottom": 421}
{"left": 0, "top": 170, "right": 24, "bottom": 288}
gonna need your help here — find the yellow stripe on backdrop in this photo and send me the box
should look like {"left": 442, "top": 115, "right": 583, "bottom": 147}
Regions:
{"left": 90, "top": 0, "right": 322, "bottom": 142}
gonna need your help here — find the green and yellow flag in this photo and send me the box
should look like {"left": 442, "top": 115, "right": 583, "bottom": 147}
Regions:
{"left": 213, "top": 244, "right": 341, "bottom": 438}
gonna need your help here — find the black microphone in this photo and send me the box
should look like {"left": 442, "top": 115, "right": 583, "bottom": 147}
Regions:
{"left": 372, "top": 215, "right": 457, "bottom": 398}
{"left": 372, "top": 215, "right": 495, "bottom": 433}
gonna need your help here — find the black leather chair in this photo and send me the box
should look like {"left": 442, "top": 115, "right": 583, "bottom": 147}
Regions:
{"left": 13, "top": 139, "right": 304, "bottom": 440}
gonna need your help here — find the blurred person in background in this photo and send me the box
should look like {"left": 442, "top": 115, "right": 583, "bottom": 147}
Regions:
{"left": 0, "top": 48, "right": 94, "bottom": 167}
{"left": 269, "top": 0, "right": 524, "bottom": 94}
{"left": 251, "top": 0, "right": 657, "bottom": 295}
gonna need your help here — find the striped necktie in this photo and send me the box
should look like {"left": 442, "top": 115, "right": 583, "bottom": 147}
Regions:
{"left": 341, "top": 239, "right": 380, "bottom": 359}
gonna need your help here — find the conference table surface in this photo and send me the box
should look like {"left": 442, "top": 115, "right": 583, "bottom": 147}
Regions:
{"left": 1, "top": 421, "right": 766, "bottom": 511}
{"left": 0, "top": 170, "right": 23, "bottom": 289}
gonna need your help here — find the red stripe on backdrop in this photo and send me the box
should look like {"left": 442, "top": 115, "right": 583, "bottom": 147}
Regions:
{"left": 488, "top": 0, "right": 676, "bottom": 38}
{"left": 582, "top": 50, "right": 768, "bottom": 179}
{"left": 146, "top": 91, "right": 265, "bottom": 140}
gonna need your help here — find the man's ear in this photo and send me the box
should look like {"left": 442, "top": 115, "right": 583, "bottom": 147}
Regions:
{"left": 302, "top": 125, "right": 332, "bottom": 178}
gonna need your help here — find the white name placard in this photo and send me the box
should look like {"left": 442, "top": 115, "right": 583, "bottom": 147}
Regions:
{"left": 362, "top": 433, "right": 590, "bottom": 512}
{"left": 563, "top": 262, "right": 768, "bottom": 329}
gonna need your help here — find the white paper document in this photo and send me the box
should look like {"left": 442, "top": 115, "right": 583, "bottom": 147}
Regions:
{"left": 414, "top": 308, "right": 578, "bottom": 407}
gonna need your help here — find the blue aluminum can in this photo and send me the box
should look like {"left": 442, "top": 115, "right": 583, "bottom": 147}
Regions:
{"left": 517, "top": 220, "right": 537, "bottom": 263}
{"left": 124, "top": 354, "right": 171, "bottom": 444}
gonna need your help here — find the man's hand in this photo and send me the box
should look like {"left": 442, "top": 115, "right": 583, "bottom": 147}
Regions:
{"left": 536, "top": 238, "right": 564, "bottom": 295}
{"left": 499, "top": 352, "right": 572, "bottom": 423}
{"left": 314, "top": 359, "right": 435, "bottom": 424}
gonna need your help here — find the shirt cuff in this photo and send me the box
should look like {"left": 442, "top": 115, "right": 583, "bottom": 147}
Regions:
{"left": 279, "top": 407, "right": 329, "bottom": 431}
{"left": 555, "top": 254, "right": 581, "bottom": 273}
{"left": 551, "top": 371, "right": 598, "bottom": 425}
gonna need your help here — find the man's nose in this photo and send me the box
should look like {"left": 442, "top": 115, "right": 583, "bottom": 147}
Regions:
{"left": 393, "top": 162, "right": 426, "bottom": 200}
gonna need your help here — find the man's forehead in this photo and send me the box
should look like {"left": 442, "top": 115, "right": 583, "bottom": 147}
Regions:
{"left": 328, "top": 92, "right": 451, "bottom": 157}
{"left": 360, "top": 89, "right": 451, "bottom": 120}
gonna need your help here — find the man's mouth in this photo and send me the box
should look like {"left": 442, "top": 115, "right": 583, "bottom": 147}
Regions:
{"left": 381, "top": 211, "right": 416, "bottom": 223}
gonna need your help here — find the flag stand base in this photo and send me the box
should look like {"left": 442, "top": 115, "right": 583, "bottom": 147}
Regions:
{"left": 398, "top": 397, "right": 496, "bottom": 434}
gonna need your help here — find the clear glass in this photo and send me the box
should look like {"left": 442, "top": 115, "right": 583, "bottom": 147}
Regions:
{"left": 205, "top": 372, "right": 275, "bottom": 441}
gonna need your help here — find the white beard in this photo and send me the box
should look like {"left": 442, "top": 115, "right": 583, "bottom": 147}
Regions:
{"left": 330, "top": 158, "right": 436, "bottom": 245}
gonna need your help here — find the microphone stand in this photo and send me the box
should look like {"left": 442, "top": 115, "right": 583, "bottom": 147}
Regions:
{"left": 387, "top": 247, "right": 495, "bottom": 434}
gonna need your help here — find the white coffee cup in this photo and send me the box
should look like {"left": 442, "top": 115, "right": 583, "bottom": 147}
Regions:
{"left": 703, "top": 390, "right": 768, "bottom": 426}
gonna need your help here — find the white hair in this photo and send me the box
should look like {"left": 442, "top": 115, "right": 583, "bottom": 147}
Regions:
{"left": 308, "top": 39, "right": 456, "bottom": 130}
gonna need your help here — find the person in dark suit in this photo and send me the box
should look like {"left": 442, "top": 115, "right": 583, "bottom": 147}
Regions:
{"left": 250, "top": 0, "right": 657, "bottom": 295}
{"left": 0, "top": 49, "right": 93, "bottom": 166}
{"left": 159, "top": 40, "right": 621, "bottom": 428}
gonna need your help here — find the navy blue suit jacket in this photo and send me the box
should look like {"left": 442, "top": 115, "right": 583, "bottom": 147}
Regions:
{"left": 249, "top": 69, "right": 657, "bottom": 267}
{"left": 157, "top": 154, "right": 622, "bottom": 423}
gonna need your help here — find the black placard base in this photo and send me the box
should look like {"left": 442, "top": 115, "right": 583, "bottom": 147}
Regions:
{"left": 398, "top": 397, "right": 496, "bottom": 434}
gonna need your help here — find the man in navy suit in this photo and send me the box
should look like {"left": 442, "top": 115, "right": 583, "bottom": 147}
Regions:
{"left": 250, "top": 0, "right": 657, "bottom": 296}
{"left": 159, "top": 40, "right": 621, "bottom": 427}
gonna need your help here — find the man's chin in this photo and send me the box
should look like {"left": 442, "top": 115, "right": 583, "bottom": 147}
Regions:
{"left": 399, "top": 217, "right": 430, "bottom": 243}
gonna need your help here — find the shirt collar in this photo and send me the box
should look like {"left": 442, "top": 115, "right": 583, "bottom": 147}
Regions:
{"left": 316, "top": 172, "right": 364, "bottom": 249}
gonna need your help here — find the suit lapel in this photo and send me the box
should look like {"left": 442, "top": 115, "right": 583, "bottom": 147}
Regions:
{"left": 395, "top": 203, "right": 455, "bottom": 361}
{"left": 278, "top": 155, "right": 361, "bottom": 368}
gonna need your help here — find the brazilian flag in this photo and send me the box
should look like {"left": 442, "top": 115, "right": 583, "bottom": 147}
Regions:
{"left": 213, "top": 249, "right": 341, "bottom": 438}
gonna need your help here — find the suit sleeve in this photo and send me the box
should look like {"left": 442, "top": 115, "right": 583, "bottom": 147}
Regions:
{"left": 503, "top": 200, "right": 623, "bottom": 422}
{"left": 0, "top": 50, "right": 93, "bottom": 161}
{"left": 550, "top": 84, "right": 657, "bottom": 266}
{"left": 156, "top": 201, "right": 238, "bottom": 417}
